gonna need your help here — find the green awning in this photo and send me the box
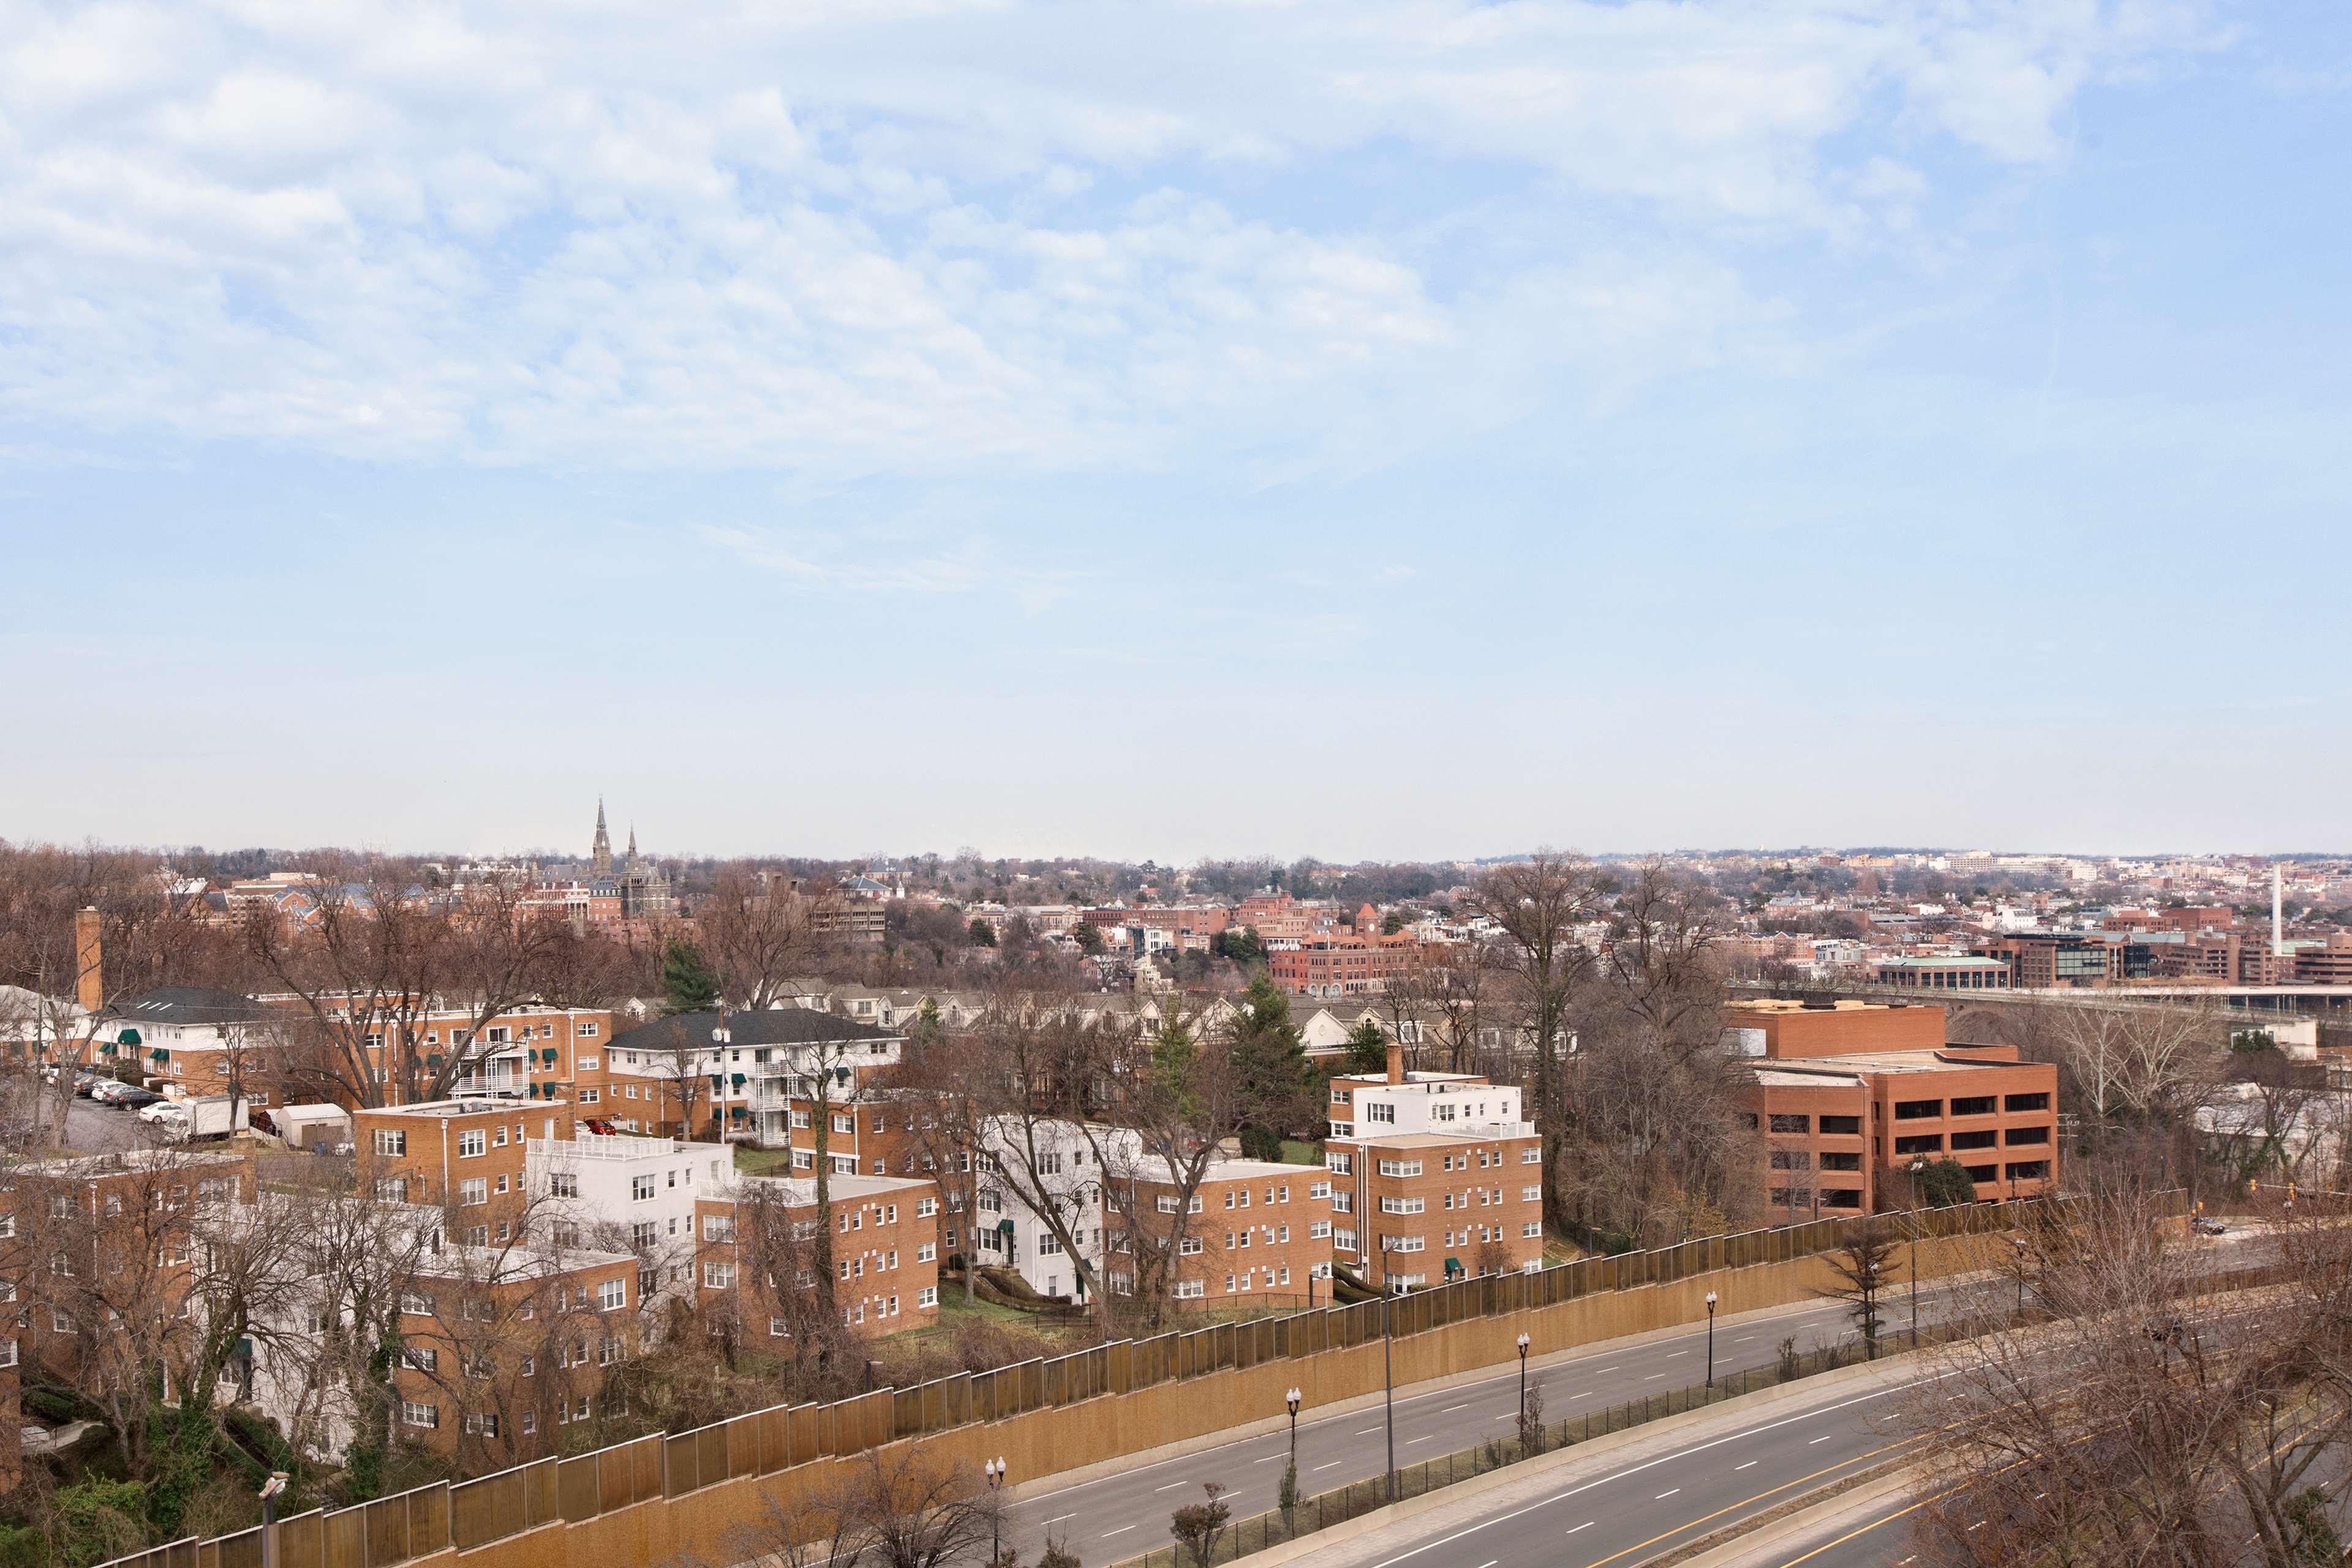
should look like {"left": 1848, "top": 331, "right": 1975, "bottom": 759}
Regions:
{"left": 151, "top": 1049, "right": 169, "bottom": 1062}
{"left": 118, "top": 1028, "right": 141, "bottom": 1047}
{"left": 1443, "top": 1256, "right": 1463, "bottom": 1275}
{"left": 729, "top": 1106, "right": 747, "bottom": 1119}
{"left": 426, "top": 1054, "right": 443, "bottom": 1068}
{"left": 731, "top": 1073, "right": 747, "bottom": 1087}
{"left": 834, "top": 1066, "right": 851, "bottom": 1084}
{"left": 710, "top": 1074, "right": 725, "bottom": 1090}
{"left": 99, "top": 1043, "right": 116, "bottom": 1056}
{"left": 997, "top": 1219, "right": 1015, "bottom": 1236}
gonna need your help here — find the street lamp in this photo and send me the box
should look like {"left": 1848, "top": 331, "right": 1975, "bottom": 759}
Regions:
{"left": 259, "top": 1472, "right": 289, "bottom": 1568}
{"left": 1379, "top": 1237, "right": 1398, "bottom": 1503}
{"left": 985, "top": 1457, "right": 1006, "bottom": 1562}
{"left": 1703, "top": 1291, "right": 1719, "bottom": 1388}
{"left": 2011, "top": 1237, "right": 2027, "bottom": 1317}
{"left": 1907, "top": 1159, "right": 1924, "bottom": 1346}
{"left": 1285, "top": 1387, "right": 1302, "bottom": 1472}
{"left": 1515, "top": 1332, "right": 1531, "bottom": 1426}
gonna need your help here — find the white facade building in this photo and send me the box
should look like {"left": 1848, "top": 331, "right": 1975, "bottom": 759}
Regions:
{"left": 527, "top": 1134, "right": 732, "bottom": 1305}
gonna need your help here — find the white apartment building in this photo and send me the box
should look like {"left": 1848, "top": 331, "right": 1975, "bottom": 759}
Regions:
{"left": 526, "top": 1134, "right": 732, "bottom": 1306}
{"left": 972, "top": 1117, "right": 1142, "bottom": 1304}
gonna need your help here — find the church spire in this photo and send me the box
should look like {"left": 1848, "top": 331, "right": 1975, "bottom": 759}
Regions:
{"left": 591, "top": 798, "right": 613, "bottom": 879}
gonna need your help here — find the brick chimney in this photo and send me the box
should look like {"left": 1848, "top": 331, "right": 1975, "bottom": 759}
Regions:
{"left": 1386, "top": 1042, "right": 1404, "bottom": 1085}
{"left": 74, "top": 906, "right": 103, "bottom": 1014}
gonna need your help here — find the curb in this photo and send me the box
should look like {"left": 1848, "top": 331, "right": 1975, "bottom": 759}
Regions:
{"left": 1653, "top": 1464, "right": 1928, "bottom": 1568}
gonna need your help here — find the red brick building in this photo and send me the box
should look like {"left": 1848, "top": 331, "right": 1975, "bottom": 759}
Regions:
{"left": 1727, "top": 1000, "right": 2058, "bottom": 1219}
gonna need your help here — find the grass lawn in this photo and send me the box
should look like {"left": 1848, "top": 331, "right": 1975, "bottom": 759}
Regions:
{"left": 1541, "top": 1231, "right": 1586, "bottom": 1267}
{"left": 732, "top": 1144, "right": 797, "bottom": 1175}
{"left": 1279, "top": 1139, "right": 1324, "bottom": 1166}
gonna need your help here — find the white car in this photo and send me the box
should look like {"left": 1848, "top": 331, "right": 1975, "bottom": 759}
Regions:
{"left": 138, "top": 1100, "right": 192, "bottom": 1128}
{"left": 89, "top": 1079, "right": 131, "bottom": 1104}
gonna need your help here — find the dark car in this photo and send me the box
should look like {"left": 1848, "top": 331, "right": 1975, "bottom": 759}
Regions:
{"left": 74, "top": 1075, "right": 102, "bottom": 1098}
{"left": 112, "top": 1088, "right": 164, "bottom": 1110}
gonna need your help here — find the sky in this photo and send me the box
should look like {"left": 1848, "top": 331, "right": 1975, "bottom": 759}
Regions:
{"left": 3, "top": 0, "right": 2349, "bottom": 864}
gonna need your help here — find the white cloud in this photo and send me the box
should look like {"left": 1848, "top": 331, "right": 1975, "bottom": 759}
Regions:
{"left": 0, "top": 0, "right": 2222, "bottom": 473}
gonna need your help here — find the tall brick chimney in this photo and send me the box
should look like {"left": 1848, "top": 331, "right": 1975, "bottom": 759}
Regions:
{"left": 1386, "top": 1042, "right": 1404, "bottom": 1085}
{"left": 75, "top": 906, "right": 104, "bottom": 1014}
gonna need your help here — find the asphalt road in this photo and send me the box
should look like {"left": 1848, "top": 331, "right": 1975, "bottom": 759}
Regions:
{"left": 1001, "top": 1231, "right": 2279, "bottom": 1565}
{"left": 1001, "top": 1290, "right": 1962, "bottom": 1564}
{"left": 1199, "top": 1366, "right": 1931, "bottom": 1568}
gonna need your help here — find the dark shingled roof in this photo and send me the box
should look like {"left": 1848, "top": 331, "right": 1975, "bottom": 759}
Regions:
{"left": 608, "top": 1006, "right": 900, "bottom": 1054}
{"left": 109, "top": 986, "right": 273, "bottom": 1026}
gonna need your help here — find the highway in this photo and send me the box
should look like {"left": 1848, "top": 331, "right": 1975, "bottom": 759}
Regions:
{"left": 1226, "top": 1366, "right": 1931, "bottom": 1568}
{"left": 1000, "top": 1289, "right": 1958, "bottom": 1563}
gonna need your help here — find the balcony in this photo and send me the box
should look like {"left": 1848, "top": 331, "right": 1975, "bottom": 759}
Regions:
{"left": 526, "top": 1134, "right": 681, "bottom": 1160}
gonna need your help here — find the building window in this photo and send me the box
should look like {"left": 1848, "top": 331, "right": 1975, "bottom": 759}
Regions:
{"left": 401, "top": 1401, "right": 439, "bottom": 1429}
{"left": 1767, "top": 1114, "right": 1809, "bottom": 1134}
{"left": 401, "top": 1291, "right": 436, "bottom": 1316}
{"left": 631, "top": 1175, "right": 656, "bottom": 1201}
{"left": 460, "top": 1178, "right": 488, "bottom": 1205}
{"left": 373, "top": 1129, "right": 407, "bottom": 1157}
{"left": 464, "top": 1412, "right": 500, "bottom": 1437}
{"left": 918, "top": 1286, "right": 938, "bottom": 1308}
{"left": 459, "top": 1129, "right": 487, "bottom": 1157}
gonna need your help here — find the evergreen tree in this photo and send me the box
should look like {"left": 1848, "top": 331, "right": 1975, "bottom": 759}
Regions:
{"left": 1344, "top": 1019, "right": 1390, "bottom": 1075}
{"left": 660, "top": 938, "right": 722, "bottom": 1014}
{"left": 1229, "top": 971, "right": 1315, "bottom": 1139}
{"left": 968, "top": 918, "right": 998, "bottom": 948}
{"left": 1912, "top": 1156, "right": 1980, "bottom": 1209}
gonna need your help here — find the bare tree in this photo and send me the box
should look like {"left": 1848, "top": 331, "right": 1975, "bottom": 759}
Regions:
{"left": 842, "top": 1447, "right": 1005, "bottom": 1568}
{"left": 1907, "top": 1191, "right": 2352, "bottom": 1568}
{"left": 1463, "top": 850, "right": 1605, "bottom": 1229}
{"left": 699, "top": 868, "right": 839, "bottom": 1011}
{"left": 244, "top": 859, "right": 568, "bottom": 1107}
{"left": 1814, "top": 1218, "right": 1896, "bottom": 1356}
{"left": 880, "top": 1009, "right": 992, "bottom": 1302}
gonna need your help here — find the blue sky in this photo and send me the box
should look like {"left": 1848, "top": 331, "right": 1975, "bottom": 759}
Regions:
{"left": 4, "top": 0, "right": 2348, "bottom": 862}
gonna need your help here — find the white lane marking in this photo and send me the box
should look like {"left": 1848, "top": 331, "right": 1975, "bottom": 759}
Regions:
{"left": 1445, "top": 1403, "right": 1471, "bottom": 1412}
{"left": 1569, "top": 1391, "right": 1589, "bottom": 1400}
{"left": 1656, "top": 1488, "right": 1681, "bottom": 1499}
{"left": 1665, "top": 1350, "right": 1689, "bottom": 1357}
{"left": 1809, "top": 1434, "right": 1836, "bottom": 1444}
{"left": 1495, "top": 1414, "right": 1515, "bottom": 1422}
{"left": 1407, "top": 1436, "right": 1433, "bottom": 1445}
{"left": 1154, "top": 1482, "right": 1188, "bottom": 1492}
{"left": 1359, "top": 1427, "right": 1383, "bottom": 1434}
{"left": 1733, "top": 1336, "right": 1754, "bottom": 1343}
{"left": 1100, "top": 1526, "right": 1134, "bottom": 1539}
{"left": 1645, "top": 1374, "right": 1666, "bottom": 1381}
{"left": 1254, "top": 1455, "right": 1284, "bottom": 1463}
{"left": 1360, "top": 1378, "right": 1937, "bottom": 1568}
{"left": 1315, "top": 1462, "right": 1343, "bottom": 1471}
{"left": 1567, "top": 1522, "right": 1594, "bottom": 1535}
{"left": 1045, "top": 1513, "right": 1077, "bottom": 1525}
{"left": 1735, "top": 1461, "right": 1758, "bottom": 1471}
{"left": 1006, "top": 1295, "right": 1904, "bottom": 1509}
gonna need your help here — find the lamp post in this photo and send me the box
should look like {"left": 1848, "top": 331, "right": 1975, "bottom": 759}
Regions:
{"left": 1515, "top": 1332, "right": 1531, "bottom": 1425}
{"left": 2011, "top": 1237, "right": 2027, "bottom": 1317}
{"left": 1286, "top": 1386, "right": 1302, "bottom": 1472}
{"left": 985, "top": 1457, "right": 1006, "bottom": 1562}
{"left": 1907, "top": 1159, "right": 1924, "bottom": 1346}
{"left": 1703, "top": 1291, "right": 1719, "bottom": 1387}
{"left": 259, "top": 1472, "right": 289, "bottom": 1568}
{"left": 1380, "top": 1237, "right": 1398, "bottom": 1504}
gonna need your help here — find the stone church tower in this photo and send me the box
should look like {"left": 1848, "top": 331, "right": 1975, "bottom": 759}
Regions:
{"left": 590, "top": 799, "right": 614, "bottom": 880}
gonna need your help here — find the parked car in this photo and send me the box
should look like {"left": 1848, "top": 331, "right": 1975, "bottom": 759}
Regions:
{"left": 139, "top": 1099, "right": 192, "bottom": 1128}
{"left": 89, "top": 1078, "right": 131, "bottom": 1103}
{"left": 111, "top": 1088, "right": 164, "bottom": 1110}
{"left": 2193, "top": 1218, "right": 2230, "bottom": 1237}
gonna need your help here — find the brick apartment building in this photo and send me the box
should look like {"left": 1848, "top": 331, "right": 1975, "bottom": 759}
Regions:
{"left": 390, "top": 1240, "right": 640, "bottom": 1466}
{"left": 1325, "top": 1048, "right": 1544, "bottom": 1289}
{"left": 600, "top": 1008, "right": 903, "bottom": 1152}
{"left": 355, "top": 1098, "right": 578, "bottom": 1244}
{"left": 1726, "top": 999, "right": 2059, "bottom": 1219}
{"left": 693, "top": 1172, "right": 941, "bottom": 1339}
{"left": 1106, "top": 1155, "right": 1331, "bottom": 1308}
{"left": 1268, "top": 931, "right": 1421, "bottom": 999}
{"left": 1, "top": 1150, "right": 254, "bottom": 1392}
